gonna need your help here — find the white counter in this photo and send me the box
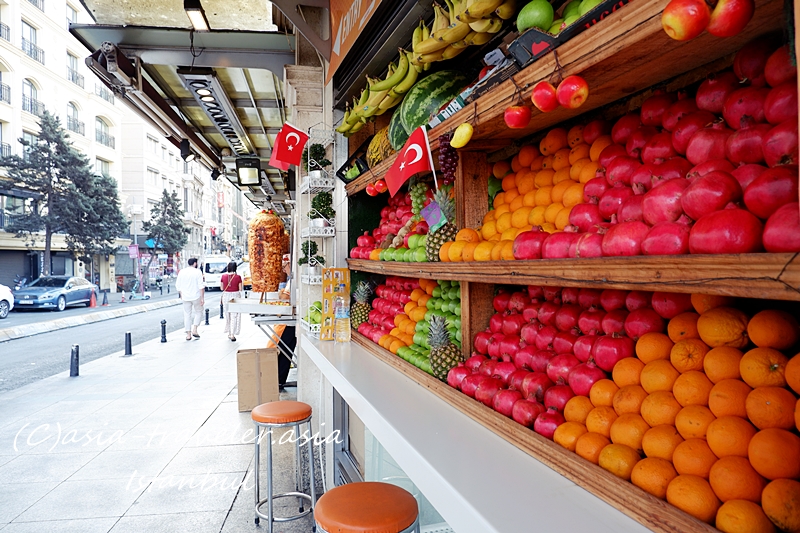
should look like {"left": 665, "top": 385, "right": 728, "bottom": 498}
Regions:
{"left": 301, "top": 335, "right": 652, "bottom": 533}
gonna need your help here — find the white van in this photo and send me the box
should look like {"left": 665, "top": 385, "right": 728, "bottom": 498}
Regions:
{"left": 203, "top": 255, "right": 231, "bottom": 290}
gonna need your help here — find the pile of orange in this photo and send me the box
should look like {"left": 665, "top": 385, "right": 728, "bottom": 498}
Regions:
{"left": 555, "top": 294, "right": 800, "bottom": 531}
{"left": 378, "top": 278, "right": 437, "bottom": 354}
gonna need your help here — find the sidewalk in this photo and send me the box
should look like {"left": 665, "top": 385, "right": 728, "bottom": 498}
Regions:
{"left": 0, "top": 315, "right": 318, "bottom": 532}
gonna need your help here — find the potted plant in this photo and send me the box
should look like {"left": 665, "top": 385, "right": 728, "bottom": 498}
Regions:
{"left": 299, "top": 241, "right": 325, "bottom": 275}
{"left": 303, "top": 143, "right": 332, "bottom": 179}
{"left": 309, "top": 191, "right": 336, "bottom": 226}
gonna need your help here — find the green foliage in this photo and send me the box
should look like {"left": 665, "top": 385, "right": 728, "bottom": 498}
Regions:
{"left": 302, "top": 143, "right": 331, "bottom": 170}
{"left": 310, "top": 191, "right": 336, "bottom": 220}
{"left": 298, "top": 239, "right": 324, "bottom": 266}
{"left": 142, "top": 189, "right": 189, "bottom": 256}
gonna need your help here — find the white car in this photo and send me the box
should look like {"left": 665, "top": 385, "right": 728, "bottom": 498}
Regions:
{"left": 0, "top": 284, "right": 13, "bottom": 319}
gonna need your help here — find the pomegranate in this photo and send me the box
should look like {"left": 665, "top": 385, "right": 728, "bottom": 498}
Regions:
{"left": 641, "top": 91, "right": 676, "bottom": 126}
{"left": 681, "top": 171, "right": 743, "bottom": 221}
{"left": 686, "top": 159, "right": 736, "bottom": 181}
{"left": 612, "top": 113, "right": 642, "bottom": 145}
{"left": 514, "top": 345, "right": 537, "bottom": 370}
{"left": 763, "top": 202, "right": 800, "bottom": 252}
{"left": 731, "top": 163, "right": 767, "bottom": 190}
{"left": 521, "top": 371, "right": 553, "bottom": 401}
{"left": 493, "top": 292, "right": 511, "bottom": 313}
{"left": 601, "top": 221, "right": 649, "bottom": 256}
{"left": 569, "top": 203, "right": 603, "bottom": 232}
{"left": 764, "top": 81, "right": 798, "bottom": 125}
{"left": 723, "top": 87, "right": 769, "bottom": 129}
{"left": 479, "top": 359, "right": 499, "bottom": 377}
{"left": 487, "top": 333, "right": 503, "bottom": 358}
{"left": 686, "top": 122, "right": 734, "bottom": 165}
{"left": 663, "top": 96, "right": 699, "bottom": 131}
{"left": 602, "top": 309, "right": 629, "bottom": 335}
{"left": 578, "top": 309, "right": 606, "bottom": 335}
{"left": 493, "top": 389, "right": 523, "bottom": 417}
{"left": 568, "top": 361, "right": 607, "bottom": 396}
{"left": 534, "top": 409, "right": 565, "bottom": 439}
{"left": 494, "top": 361, "right": 518, "bottom": 384}
{"left": 545, "top": 287, "right": 563, "bottom": 302}
{"left": 561, "top": 287, "right": 580, "bottom": 305}
{"left": 726, "top": 116, "right": 772, "bottom": 165}
{"left": 765, "top": 45, "right": 796, "bottom": 87}
{"left": 509, "top": 369, "right": 530, "bottom": 391}
{"left": 641, "top": 221, "right": 691, "bottom": 255}
{"left": 542, "top": 231, "right": 580, "bottom": 259}
{"left": 460, "top": 374, "right": 490, "bottom": 397}
{"left": 651, "top": 292, "right": 693, "bottom": 319}
{"left": 625, "top": 308, "right": 666, "bottom": 340}
{"left": 606, "top": 156, "right": 641, "bottom": 187}
{"left": 513, "top": 230, "right": 548, "bottom": 260}
{"left": 555, "top": 305, "right": 582, "bottom": 333}
{"left": 734, "top": 35, "right": 781, "bottom": 87}
{"left": 527, "top": 285, "right": 544, "bottom": 300}
{"left": 584, "top": 119, "right": 611, "bottom": 144}
{"left": 672, "top": 111, "right": 717, "bottom": 155}
{"left": 543, "top": 385, "right": 575, "bottom": 412}
{"left": 499, "top": 335, "right": 521, "bottom": 362}
{"left": 574, "top": 335, "right": 599, "bottom": 363}
{"left": 534, "top": 325, "right": 557, "bottom": 350}
{"left": 512, "top": 399, "right": 545, "bottom": 426}
{"left": 529, "top": 350, "right": 556, "bottom": 373}
{"left": 599, "top": 186, "right": 635, "bottom": 221}
{"left": 520, "top": 322, "right": 539, "bottom": 345}
{"left": 502, "top": 314, "right": 527, "bottom": 336}
{"left": 627, "top": 126, "right": 659, "bottom": 159}
{"left": 522, "top": 304, "right": 541, "bottom": 323}
{"left": 575, "top": 232, "right": 604, "bottom": 258}
{"left": 617, "top": 195, "right": 644, "bottom": 222}
{"left": 643, "top": 178, "right": 690, "bottom": 225}
{"left": 593, "top": 335, "right": 635, "bottom": 372}
{"left": 537, "top": 301, "right": 559, "bottom": 325}
{"left": 743, "top": 165, "right": 799, "bottom": 219}
{"left": 584, "top": 177, "right": 611, "bottom": 204}
{"left": 600, "top": 290, "right": 628, "bottom": 312}
{"left": 447, "top": 365, "right": 471, "bottom": 389}
{"left": 688, "top": 209, "right": 764, "bottom": 253}
{"left": 598, "top": 144, "right": 629, "bottom": 170}
{"left": 653, "top": 157, "right": 694, "bottom": 187}
{"left": 474, "top": 377, "right": 503, "bottom": 406}
{"left": 578, "top": 288, "right": 603, "bottom": 309}
{"left": 474, "top": 331, "right": 491, "bottom": 354}
{"left": 696, "top": 71, "right": 741, "bottom": 114}
{"left": 626, "top": 291, "right": 652, "bottom": 311}
{"left": 547, "top": 353, "right": 580, "bottom": 384}
{"left": 489, "top": 313, "right": 504, "bottom": 333}
{"left": 642, "top": 132, "right": 678, "bottom": 165}
{"left": 508, "top": 292, "right": 531, "bottom": 313}
{"left": 631, "top": 164, "right": 657, "bottom": 194}
{"left": 762, "top": 119, "right": 798, "bottom": 167}
{"left": 553, "top": 331, "right": 579, "bottom": 355}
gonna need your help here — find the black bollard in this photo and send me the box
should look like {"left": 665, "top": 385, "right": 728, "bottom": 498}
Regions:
{"left": 219, "top": 301, "right": 224, "bottom": 319}
{"left": 70, "top": 345, "right": 79, "bottom": 377}
{"left": 160, "top": 285, "right": 163, "bottom": 296}
{"left": 205, "top": 308, "right": 210, "bottom": 325}
{"left": 124, "top": 332, "right": 132, "bottom": 356}
{"left": 167, "top": 284, "right": 170, "bottom": 294}
{"left": 161, "top": 320, "right": 167, "bottom": 343}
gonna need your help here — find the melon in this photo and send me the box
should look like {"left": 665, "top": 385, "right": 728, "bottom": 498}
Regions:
{"left": 388, "top": 109, "right": 409, "bottom": 151}
{"left": 399, "top": 71, "right": 469, "bottom": 135}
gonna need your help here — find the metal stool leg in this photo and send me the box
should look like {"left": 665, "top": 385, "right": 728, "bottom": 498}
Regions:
{"left": 308, "top": 419, "right": 317, "bottom": 506}
{"left": 295, "top": 423, "right": 304, "bottom": 512}
{"left": 267, "top": 426, "right": 274, "bottom": 533}
{"left": 254, "top": 423, "right": 260, "bottom": 525}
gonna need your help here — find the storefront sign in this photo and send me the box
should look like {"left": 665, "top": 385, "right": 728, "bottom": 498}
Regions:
{"left": 327, "top": 0, "right": 384, "bottom": 84}
{"left": 217, "top": 192, "right": 225, "bottom": 208}
{"left": 128, "top": 245, "right": 139, "bottom": 259}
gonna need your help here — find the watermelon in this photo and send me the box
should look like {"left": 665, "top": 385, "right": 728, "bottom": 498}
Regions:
{"left": 399, "top": 70, "right": 469, "bottom": 135}
{"left": 388, "top": 108, "right": 409, "bottom": 151}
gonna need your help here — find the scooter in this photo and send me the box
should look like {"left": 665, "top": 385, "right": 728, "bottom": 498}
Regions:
{"left": 125, "top": 279, "right": 151, "bottom": 301}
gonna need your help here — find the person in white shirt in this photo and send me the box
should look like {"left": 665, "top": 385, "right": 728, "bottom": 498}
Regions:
{"left": 175, "top": 257, "right": 205, "bottom": 340}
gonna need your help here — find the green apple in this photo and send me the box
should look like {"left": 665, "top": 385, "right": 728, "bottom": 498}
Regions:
{"left": 448, "top": 287, "right": 459, "bottom": 300}
{"left": 517, "top": 0, "right": 555, "bottom": 31}
{"left": 564, "top": 14, "right": 579, "bottom": 26}
{"left": 548, "top": 18, "right": 564, "bottom": 34}
{"left": 578, "top": 0, "right": 603, "bottom": 16}
{"left": 413, "top": 332, "right": 426, "bottom": 346}
{"left": 432, "top": 287, "right": 442, "bottom": 298}
{"left": 415, "top": 321, "right": 426, "bottom": 333}
{"left": 413, "top": 247, "right": 427, "bottom": 262}
{"left": 454, "top": 303, "right": 462, "bottom": 316}
{"left": 562, "top": 0, "right": 581, "bottom": 18}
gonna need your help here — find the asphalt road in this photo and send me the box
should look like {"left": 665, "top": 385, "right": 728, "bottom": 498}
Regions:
{"left": 0, "top": 301, "right": 219, "bottom": 393}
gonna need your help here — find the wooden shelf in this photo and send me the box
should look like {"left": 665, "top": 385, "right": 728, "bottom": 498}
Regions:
{"left": 344, "top": 0, "right": 782, "bottom": 196}
{"left": 348, "top": 253, "right": 800, "bottom": 301}
{"left": 352, "top": 331, "right": 717, "bottom": 533}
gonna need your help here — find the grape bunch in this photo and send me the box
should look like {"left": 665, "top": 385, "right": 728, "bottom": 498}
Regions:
{"left": 409, "top": 181, "right": 429, "bottom": 222}
{"left": 438, "top": 133, "right": 458, "bottom": 186}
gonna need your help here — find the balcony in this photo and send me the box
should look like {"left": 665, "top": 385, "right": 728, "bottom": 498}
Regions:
{"left": 0, "top": 83, "right": 9, "bottom": 104}
{"left": 0, "top": 23, "right": 10, "bottom": 42}
{"left": 0, "top": 143, "right": 10, "bottom": 158}
{"left": 67, "top": 68, "right": 84, "bottom": 88}
{"left": 21, "top": 39, "right": 44, "bottom": 64}
{"left": 66, "top": 117, "right": 84, "bottom": 136}
{"left": 95, "top": 130, "right": 115, "bottom": 148}
{"left": 0, "top": 211, "right": 23, "bottom": 230}
{"left": 95, "top": 84, "right": 114, "bottom": 104}
{"left": 26, "top": 0, "right": 44, "bottom": 11}
{"left": 22, "top": 95, "right": 45, "bottom": 117}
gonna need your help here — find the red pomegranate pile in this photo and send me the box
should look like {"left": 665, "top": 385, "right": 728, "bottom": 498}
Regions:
{"left": 349, "top": 190, "right": 431, "bottom": 258}
{"left": 356, "top": 276, "right": 417, "bottom": 343}
{"left": 448, "top": 285, "right": 680, "bottom": 440}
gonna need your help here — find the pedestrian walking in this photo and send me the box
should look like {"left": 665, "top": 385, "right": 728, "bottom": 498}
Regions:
{"left": 175, "top": 257, "right": 205, "bottom": 341}
{"left": 220, "top": 261, "right": 243, "bottom": 341}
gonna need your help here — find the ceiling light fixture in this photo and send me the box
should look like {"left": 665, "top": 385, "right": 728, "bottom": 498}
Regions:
{"left": 184, "top": 0, "right": 210, "bottom": 32}
{"left": 211, "top": 168, "right": 221, "bottom": 180}
{"left": 196, "top": 88, "right": 211, "bottom": 96}
{"left": 180, "top": 139, "right": 196, "bottom": 162}
{"left": 236, "top": 158, "right": 261, "bottom": 186}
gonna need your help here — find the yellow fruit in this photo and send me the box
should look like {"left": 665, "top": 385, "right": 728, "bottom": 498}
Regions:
{"left": 450, "top": 122, "right": 473, "bottom": 148}
{"left": 529, "top": 205, "right": 547, "bottom": 226}
{"left": 511, "top": 207, "right": 533, "bottom": 229}
{"left": 544, "top": 202, "right": 564, "bottom": 224}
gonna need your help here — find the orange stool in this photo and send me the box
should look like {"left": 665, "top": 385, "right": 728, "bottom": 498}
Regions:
{"left": 251, "top": 400, "right": 316, "bottom": 532}
{"left": 314, "top": 482, "right": 420, "bottom": 533}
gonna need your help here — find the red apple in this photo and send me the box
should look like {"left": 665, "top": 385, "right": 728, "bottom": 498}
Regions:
{"left": 556, "top": 76, "right": 589, "bottom": 109}
{"left": 531, "top": 81, "right": 559, "bottom": 113}
{"left": 504, "top": 105, "right": 532, "bottom": 129}
{"left": 366, "top": 183, "right": 378, "bottom": 196}
{"left": 706, "top": 0, "right": 754, "bottom": 37}
{"left": 661, "top": 0, "right": 711, "bottom": 41}
{"left": 374, "top": 179, "right": 388, "bottom": 193}
{"left": 479, "top": 65, "right": 492, "bottom": 79}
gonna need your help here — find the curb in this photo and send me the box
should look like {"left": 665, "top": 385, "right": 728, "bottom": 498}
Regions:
{"left": 0, "top": 298, "right": 182, "bottom": 342}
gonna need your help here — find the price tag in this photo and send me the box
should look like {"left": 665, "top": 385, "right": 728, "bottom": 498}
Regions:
{"left": 422, "top": 201, "right": 446, "bottom": 233}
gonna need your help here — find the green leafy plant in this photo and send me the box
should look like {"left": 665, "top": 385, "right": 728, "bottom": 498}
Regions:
{"left": 298, "top": 240, "right": 325, "bottom": 266}
{"left": 310, "top": 191, "right": 336, "bottom": 220}
{"left": 303, "top": 143, "right": 331, "bottom": 170}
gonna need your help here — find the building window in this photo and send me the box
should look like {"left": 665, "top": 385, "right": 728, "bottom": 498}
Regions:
{"left": 147, "top": 167, "right": 158, "bottom": 185}
{"left": 66, "top": 5, "right": 78, "bottom": 27}
{"left": 66, "top": 53, "right": 83, "bottom": 87}
{"left": 0, "top": 20, "right": 10, "bottom": 42}
{"left": 161, "top": 145, "right": 166, "bottom": 161}
{"left": 1, "top": 195, "right": 28, "bottom": 229}
{"left": 21, "top": 131, "right": 37, "bottom": 160}
{"left": 147, "top": 135, "right": 158, "bottom": 154}
{"left": 66, "top": 103, "right": 84, "bottom": 136}
{"left": 26, "top": 0, "right": 45, "bottom": 13}
{"left": 21, "top": 21, "right": 44, "bottom": 64}
{"left": 95, "top": 158, "right": 110, "bottom": 177}
{"left": 95, "top": 117, "right": 114, "bottom": 148}
{"left": 22, "top": 79, "right": 44, "bottom": 117}
{"left": 0, "top": 72, "right": 9, "bottom": 105}
{"left": 183, "top": 187, "right": 189, "bottom": 211}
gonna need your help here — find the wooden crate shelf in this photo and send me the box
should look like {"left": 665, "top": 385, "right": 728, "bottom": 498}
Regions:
{"left": 352, "top": 331, "right": 718, "bottom": 533}
{"left": 348, "top": 253, "right": 800, "bottom": 301}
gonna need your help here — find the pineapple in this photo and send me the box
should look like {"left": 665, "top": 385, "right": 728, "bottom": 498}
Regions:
{"left": 425, "top": 187, "right": 457, "bottom": 262}
{"left": 350, "top": 282, "right": 372, "bottom": 329}
{"left": 428, "top": 315, "right": 464, "bottom": 381}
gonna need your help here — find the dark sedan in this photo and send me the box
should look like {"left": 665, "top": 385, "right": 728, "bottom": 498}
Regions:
{"left": 13, "top": 276, "right": 97, "bottom": 312}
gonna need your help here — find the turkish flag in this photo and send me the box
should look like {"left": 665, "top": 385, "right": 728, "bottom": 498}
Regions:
{"left": 385, "top": 126, "right": 435, "bottom": 197}
{"left": 268, "top": 134, "right": 290, "bottom": 171}
{"left": 272, "top": 122, "right": 309, "bottom": 167}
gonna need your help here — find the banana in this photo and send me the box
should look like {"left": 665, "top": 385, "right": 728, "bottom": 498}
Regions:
{"left": 388, "top": 52, "right": 420, "bottom": 97}
{"left": 346, "top": 120, "right": 365, "bottom": 137}
{"left": 335, "top": 109, "right": 353, "bottom": 134}
{"left": 370, "top": 51, "right": 409, "bottom": 92}
{"left": 434, "top": 20, "right": 472, "bottom": 43}
{"left": 484, "top": 18, "right": 503, "bottom": 33}
{"left": 450, "top": 31, "right": 474, "bottom": 48}
{"left": 416, "top": 49, "right": 445, "bottom": 63}
{"left": 454, "top": 0, "right": 478, "bottom": 22}
{"left": 346, "top": 96, "right": 363, "bottom": 125}
{"left": 412, "top": 20, "right": 423, "bottom": 53}
{"left": 377, "top": 94, "right": 402, "bottom": 112}
{"left": 363, "top": 77, "right": 390, "bottom": 108}
{"left": 444, "top": 0, "right": 456, "bottom": 24}
{"left": 467, "top": 31, "right": 493, "bottom": 45}
{"left": 424, "top": 61, "right": 431, "bottom": 71}
{"left": 464, "top": 0, "right": 504, "bottom": 19}
{"left": 468, "top": 17, "right": 497, "bottom": 33}
{"left": 416, "top": 36, "right": 450, "bottom": 54}
{"left": 432, "top": 4, "right": 450, "bottom": 32}
{"left": 494, "top": 0, "right": 515, "bottom": 19}
{"left": 442, "top": 43, "right": 468, "bottom": 60}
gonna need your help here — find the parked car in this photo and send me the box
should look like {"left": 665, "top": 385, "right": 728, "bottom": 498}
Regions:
{"left": 13, "top": 276, "right": 97, "bottom": 311}
{"left": 0, "top": 284, "right": 13, "bottom": 318}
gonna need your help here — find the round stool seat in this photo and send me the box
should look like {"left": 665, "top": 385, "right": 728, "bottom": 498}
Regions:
{"left": 252, "top": 401, "right": 312, "bottom": 424}
{"left": 315, "top": 482, "right": 418, "bottom": 533}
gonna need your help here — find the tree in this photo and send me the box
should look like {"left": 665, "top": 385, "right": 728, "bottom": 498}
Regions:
{"left": 141, "top": 189, "right": 189, "bottom": 284}
{"left": 0, "top": 111, "right": 127, "bottom": 275}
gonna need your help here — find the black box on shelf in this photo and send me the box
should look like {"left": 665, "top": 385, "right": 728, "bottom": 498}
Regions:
{"left": 336, "top": 135, "right": 372, "bottom": 184}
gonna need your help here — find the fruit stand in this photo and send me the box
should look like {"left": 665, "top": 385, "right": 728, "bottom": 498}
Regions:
{"left": 306, "top": 0, "right": 800, "bottom": 530}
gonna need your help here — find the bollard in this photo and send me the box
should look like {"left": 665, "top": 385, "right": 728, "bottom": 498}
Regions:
{"left": 70, "top": 345, "right": 79, "bottom": 377}
{"left": 205, "top": 308, "right": 210, "bottom": 325}
{"left": 219, "top": 301, "right": 224, "bottom": 319}
{"left": 124, "top": 332, "right": 132, "bottom": 356}
{"left": 161, "top": 320, "right": 167, "bottom": 343}
{"left": 167, "top": 284, "right": 170, "bottom": 294}
{"left": 160, "top": 285, "right": 163, "bottom": 296}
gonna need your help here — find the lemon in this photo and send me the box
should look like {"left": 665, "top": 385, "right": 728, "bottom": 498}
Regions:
{"left": 451, "top": 122, "right": 473, "bottom": 149}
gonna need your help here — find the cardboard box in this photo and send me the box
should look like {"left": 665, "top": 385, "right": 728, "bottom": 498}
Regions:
{"left": 236, "top": 348, "right": 279, "bottom": 412}
{"left": 320, "top": 268, "right": 350, "bottom": 341}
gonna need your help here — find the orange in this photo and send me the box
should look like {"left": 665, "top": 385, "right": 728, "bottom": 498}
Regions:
{"left": 786, "top": 356, "right": 800, "bottom": 395}
{"left": 636, "top": 332, "right": 674, "bottom": 363}
{"left": 642, "top": 424, "right": 684, "bottom": 461}
{"left": 460, "top": 242, "right": 478, "bottom": 262}
{"left": 455, "top": 228, "right": 481, "bottom": 243}
{"left": 564, "top": 396, "right": 595, "bottom": 424}
{"left": 579, "top": 160, "right": 601, "bottom": 184}
{"left": 709, "top": 456, "right": 767, "bottom": 503}
{"left": 539, "top": 222, "right": 557, "bottom": 233}
{"left": 510, "top": 155, "right": 522, "bottom": 173}
{"left": 667, "top": 312, "right": 700, "bottom": 342}
{"left": 439, "top": 241, "right": 453, "bottom": 262}
{"left": 540, "top": 127, "right": 568, "bottom": 156}
{"left": 666, "top": 475, "right": 721, "bottom": 524}
{"left": 554, "top": 207, "right": 572, "bottom": 230}
{"left": 762, "top": 478, "right": 800, "bottom": 532}
{"left": 673, "top": 371, "right": 714, "bottom": 407}
{"left": 534, "top": 186, "right": 553, "bottom": 207}
{"left": 492, "top": 160, "right": 511, "bottom": 178}
{"left": 490, "top": 240, "right": 505, "bottom": 261}
{"left": 530, "top": 155, "right": 545, "bottom": 171}
{"left": 691, "top": 293, "right": 736, "bottom": 314}
{"left": 673, "top": 438, "right": 718, "bottom": 478}
{"left": 534, "top": 169, "right": 555, "bottom": 188}
{"left": 528, "top": 205, "right": 547, "bottom": 226}
{"left": 704, "top": 346, "right": 744, "bottom": 384}
{"left": 511, "top": 207, "right": 533, "bottom": 229}
{"left": 562, "top": 183, "right": 585, "bottom": 208}
{"left": 715, "top": 500, "right": 776, "bottom": 533}
{"left": 501, "top": 226, "right": 520, "bottom": 242}
{"left": 740, "top": 347, "right": 789, "bottom": 388}
{"left": 748, "top": 428, "right": 800, "bottom": 480}
{"left": 495, "top": 212, "right": 513, "bottom": 233}
{"left": 747, "top": 309, "right": 800, "bottom": 350}
{"left": 508, "top": 194, "right": 525, "bottom": 212}
{"left": 796, "top": 398, "right": 800, "bottom": 432}
{"left": 409, "top": 288, "right": 426, "bottom": 302}
{"left": 610, "top": 413, "right": 650, "bottom": 454}
{"left": 589, "top": 379, "right": 619, "bottom": 407}
{"left": 504, "top": 187, "right": 520, "bottom": 204}
{"left": 613, "top": 385, "right": 648, "bottom": 415}
{"left": 517, "top": 144, "right": 539, "bottom": 167}
{"left": 585, "top": 406, "right": 618, "bottom": 438}
{"left": 552, "top": 148, "right": 571, "bottom": 171}
{"left": 676, "top": 405, "right": 716, "bottom": 440}
{"left": 544, "top": 202, "right": 564, "bottom": 224}
{"left": 541, "top": 155, "right": 554, "bottom": 169}
{"left": 473, "top": 241, "right": 494, "bottom": 262}
{"left": 553, "top": 167, "right": 573, "bottom": 186}
{"left": 500, "top": 240, "right": 515, "bottom": 260}
{"left": 369, "top": 248, "right": 382, "bottom": 260}
{"left": 550, "top": 179, "right": 573, "bottom": 204}
{"left": 553, "top": 421, "right": 587, "bottom": 452}
{"left": 516, "top": 171, "right": 536, "bottom": 195}
{"left": 389, "top": 339, "right": 404, "bottom": 354}
{"left": 567, "top": 124, "right": 584, "bottom": 147}
{"left": 568, "top": 143, "right": 590, "bottom": 164}
{"left": 570, "top": 157, "right": 591, "bottom": 181}
{"left": 631, "top": 457, "right": 678, "bottom": 500}
{"left": 403, "top": 301, "right": 416, "bottom": 315}
{"left": 746, "top": 386, "right": 796, "bottom": 430}
{"left": 697, "top": 306, "right": 750, "bottom": 348}
{"left": 708, "top": 379, "right": 752, "bottom": 418}
{"left": 447, "top": 241, "right": 467, "bottom": 262}
{"left": 598, "top": 443, "right": 641, "bottom": 481}
{"left": 641, "top": 391, "right": 682, "bottom": 426}
{"left": 613, "top": 358, "right": 645, "bottom": 387}
{"left": 589, "top": 135, "right": 613, "bottom": 162}
{"left": 501, "top": 172, "right": 517, "bottom": 191}
{"left": 640, "top": 359, "right": 680, "bottom": 393}
{"left": 493, "top": 192, "right": 506, "bottom": 209}
{"left": 575, "top": 432, "right": 611, "bottom": 464}
{"left": 481, "top": 220, "right": 498, "bottom": 241}
{"left": 522, "top": 190, "right": 537, "bottom": 207}
{"left": 670, "top": 338, "right": 710, "bottom": 373}
{"left": 706, "top": 416, "right": 756, "bottom": 458}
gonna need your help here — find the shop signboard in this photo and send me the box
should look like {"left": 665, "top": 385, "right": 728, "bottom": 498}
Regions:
{"left": 326, "top": 0, "right": 384, "bottom": 84}
{"left": 128, "top": 245, "right": 139, "bottom": 259}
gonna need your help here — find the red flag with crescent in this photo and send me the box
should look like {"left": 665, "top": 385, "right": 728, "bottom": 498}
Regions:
{"left": 272, "top": 122, "right": 309, "bottom": 167}
{"left": 385, "top": 126, "right": 435, "bottom": 197}
{"left": 268, "top": 133, "right": 290, "bottom": 171}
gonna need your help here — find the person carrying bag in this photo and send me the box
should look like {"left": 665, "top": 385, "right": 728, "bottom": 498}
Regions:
{"left": 220, "top": 261, "right": 243, "bottom": 341}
